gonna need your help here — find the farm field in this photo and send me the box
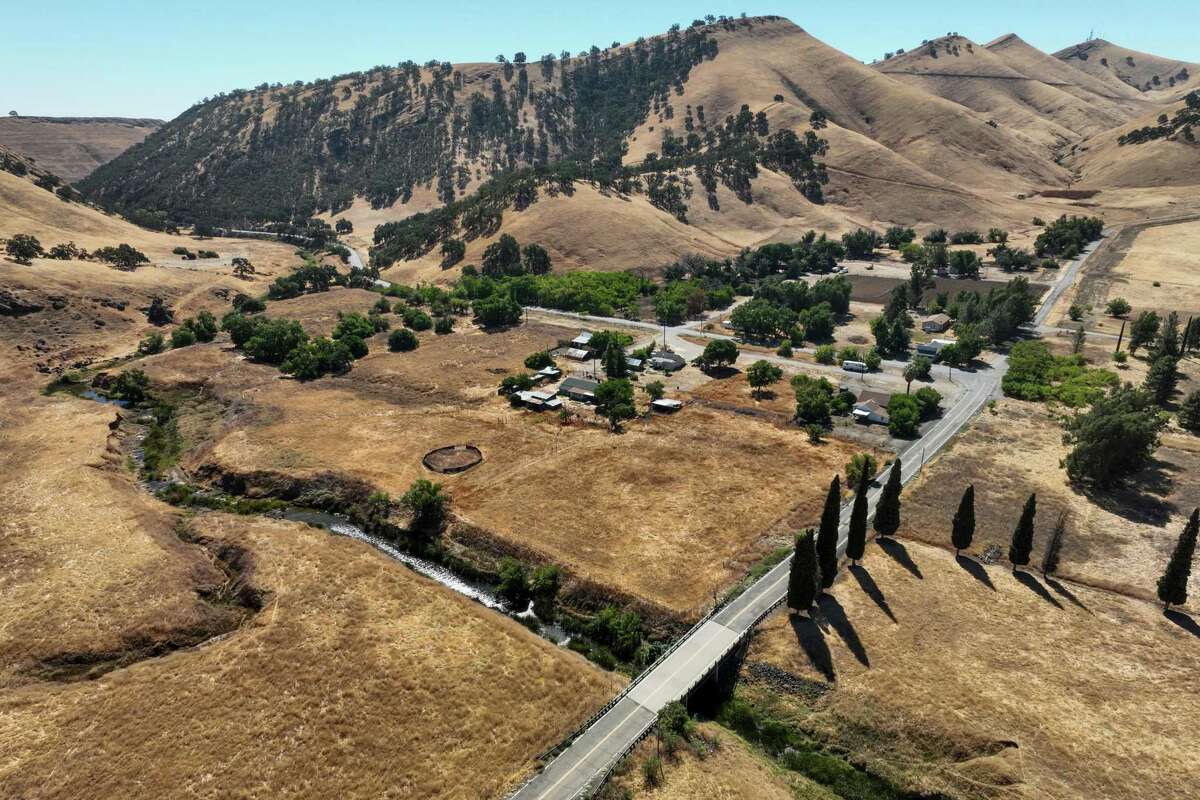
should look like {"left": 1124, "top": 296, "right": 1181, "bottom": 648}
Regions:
{"left": 743, "top": 540, "right": 1200, "bottom": 800}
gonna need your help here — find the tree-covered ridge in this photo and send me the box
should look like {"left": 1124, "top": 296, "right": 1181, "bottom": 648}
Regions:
{"left": 79, "top": 18, "right": 755, "bottom": 226}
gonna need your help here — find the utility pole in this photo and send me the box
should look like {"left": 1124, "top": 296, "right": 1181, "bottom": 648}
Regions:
{"left": 1114, "top": 319, "right": 1126, "bottom": 354}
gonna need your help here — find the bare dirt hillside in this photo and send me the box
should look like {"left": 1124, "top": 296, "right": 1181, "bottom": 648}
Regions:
{"left": 876, "top": 35, "right": 1134, "bottom": 151}
{"left": 0, "top": 116, "right": 161, "bottom": 182}
{"left": 1056, "top": 39, "right": 1199, "bottom": 101}
{"left": 1065, "top": 96, "right": 1200, "bottom": 188}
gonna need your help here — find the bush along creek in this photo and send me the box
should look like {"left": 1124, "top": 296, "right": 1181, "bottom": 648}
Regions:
{"left": 53, "top": 368, "right": 683, "bottom": 666}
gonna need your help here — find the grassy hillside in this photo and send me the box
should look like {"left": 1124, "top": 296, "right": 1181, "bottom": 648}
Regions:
{"left": 0, "top": 117, "right": 161, "bottom": 183}
{"left": 1056, "top": 38, "right": 1199, "bottom": 101}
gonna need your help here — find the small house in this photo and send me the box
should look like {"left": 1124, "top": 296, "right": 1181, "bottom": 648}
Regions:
{"left": 626, "top": 357, "right": 644, "bottom": 372}
{"left": 516, "top": 390, "right": 563, "bottom": 410}
{"left": 531, "top": 365, "right": 562, "bottom": 384}
{"left": 921, "top": 314, "right": 951, "bottom": 334}
{"left": 571, "top": 331, "right": 594, "bottom": 348}
{"left": 558, "top": 376, "right": 599, "bottom": 403}
{"left": 651, "top": 398, "right": 684, "bottom": 413}
{"left": 648, "top": 350, "right": 686, "bottom": 373}
{"left": 564, "top": 348, "right": 592, "bottom": 361}
{"left": 853, "top": 399, "right": 889, "bottom": 425}
{"left": 916, "top": 339, "right": 954, "bottom": 359}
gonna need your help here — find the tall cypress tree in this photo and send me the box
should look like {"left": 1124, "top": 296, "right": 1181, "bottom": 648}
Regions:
{"left": 873, "top": 457, "right": 902, "bottom": 537}
{"left": 817, "top": 475, "right": 841, "bottom": 588}
{"left": 951, "top": 484, "right": 975, "bottom": 555}
{"left": 1008, "top": 493, "right": 1037, "bottom": 570}
{"left": 1158, "top": 508, "right": 1199, "bottom": 609}
{"left": 846, "top": 473, "right": 869, "bottom": 565}
{"left": 787, "top": 528, "right": 820, "bottom": 613}
{"left": 1042, "top": 510, "right": 1067, "bottom": 576}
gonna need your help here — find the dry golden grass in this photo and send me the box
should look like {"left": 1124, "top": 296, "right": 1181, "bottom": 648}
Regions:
{"left": 0, "top": 506, "right": 620, "bottom": 799}
{"left": 0, "top": 395, "right": 223, "bottom": 687}
{"left": 898, "top": 398, "right": 1200, "bottom": 606}
{"left": 140, "top": 318, "right": 870, "bottom": 618}
{"left": 878, "top": 35, "right": 1132, "bottom": 148}
{"left": 0, "top": 314, "right": 620, "bottom": 797}
{"left": 1066, "top": 97, "right": 1200, "bottom": 190}
{"left": 611, "top": 722, "right": 835, "bottom": 800}
{"left": 1106, "top": 219, "right": 1200, "bottom": 316}
{"left": 1055, "top": 39, "right": 1199, "bottom": 104}
{"left": 0, "top": 116, "right": 160, "bottom": 183}
{"left": 746, "top": 540, "right": 1200, "bottom": 800}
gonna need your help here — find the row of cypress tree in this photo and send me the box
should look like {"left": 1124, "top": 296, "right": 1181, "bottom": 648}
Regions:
{"left": 789, "top": 463, "right": 1200, "bottom": 615}
{"left": 787, "top": 457, "right": 903, "bottom": 612}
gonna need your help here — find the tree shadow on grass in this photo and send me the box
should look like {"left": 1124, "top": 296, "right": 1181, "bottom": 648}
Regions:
{"left": 877, "top": 537, "right": 923, "bottom": 580}
{"left": 1078, "top": 457, "right": 1177, "bottom": 527}
{"left": 789, "top": 613, "right": 835, "bottom": 682}
{"left": 956, "top": 554, "right": 995, "bottom": 591}
{"left": 849, "top": 565, "right": 897, "bottom": 623}
{"left": 1014, "top": 570, "right": 1063, "bottom": 610}
{"left": 1165, "top": 609, "right": 1200, "bottom": 639}
{"left": 1045, "top": 576, "right": 1090, "bottom": 613}
{"left": 817, "top": 594, "right": 870, "bottom": 667}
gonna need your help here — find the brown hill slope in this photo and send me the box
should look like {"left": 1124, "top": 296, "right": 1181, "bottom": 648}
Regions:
{"left": 627, "top": 21, "right": 1068, "bottom": 192}
{"left": 876, "top": 35, "right": 1131, "bottom": 150}
{"left": 1055, "top": 39, "right": 1199, "bottom": 101}
{"left": 1065, "top": 96, "right": 1200, "bottom": 188}
{"left": 0, "top": 117, "right": 161, "bottom": 183}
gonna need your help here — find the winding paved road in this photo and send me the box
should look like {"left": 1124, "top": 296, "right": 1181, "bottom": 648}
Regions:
{"left": 508, "top": 235, "right": 1109, "bottom": 800}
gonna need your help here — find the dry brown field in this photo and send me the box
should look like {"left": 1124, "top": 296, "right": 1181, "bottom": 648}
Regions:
{"left": 0, "top": 279, "right": 619, "bottom": 799}
{"left": 898, "top": 397, "right": 1200, "bottom": 606}
{"left": 744, "top": 540, "right": 1200, "bottom": 800}
{"left": 133, "top": 300, "right": 875, "bottom": 619}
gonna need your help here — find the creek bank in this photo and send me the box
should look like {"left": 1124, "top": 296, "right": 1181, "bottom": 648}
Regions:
{"left": 25, "top": 524, "right": 264, "bottom": 683}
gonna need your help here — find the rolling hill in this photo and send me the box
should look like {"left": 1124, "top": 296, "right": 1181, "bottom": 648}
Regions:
{"left": 66, "top": 17, "right": 1197, "bottom": 279}
{"left": 1055, "top": 39, "right": 1199, "bottom": 101}
{"left": 0, "top": 116, "right": 161, "bottom": 183}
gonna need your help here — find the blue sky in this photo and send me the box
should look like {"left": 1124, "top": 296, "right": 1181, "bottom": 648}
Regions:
{"left": 5, "top": 1, "right": 1198, "bottom": 120}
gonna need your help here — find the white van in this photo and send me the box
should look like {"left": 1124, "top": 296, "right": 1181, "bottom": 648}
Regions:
{"left": 842, "top": 360, "right": 868, "bottom": 373}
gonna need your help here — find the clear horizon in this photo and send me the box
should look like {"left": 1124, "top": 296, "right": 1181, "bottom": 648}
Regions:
{"left": 6, "top": 0, "right": 1199, "bottom": 120}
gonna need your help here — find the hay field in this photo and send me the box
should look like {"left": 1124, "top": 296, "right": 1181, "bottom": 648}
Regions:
{"left": 745, "top": 541, "right": 1200, "bottom": 800}
{"left": 897, "top": 398, "right": 1200, "bottom": 605}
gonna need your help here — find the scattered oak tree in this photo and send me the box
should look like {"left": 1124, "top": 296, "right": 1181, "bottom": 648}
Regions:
{"left": 746, "top": 359, "right": 782, "bottom": 398}
{"left": 595, "top": 378, "right": 636, "bottom": 431}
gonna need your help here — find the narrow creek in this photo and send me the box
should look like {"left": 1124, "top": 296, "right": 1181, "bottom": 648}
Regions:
{"left": 78, "top": 388, "right": 570, "bottom": 646}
